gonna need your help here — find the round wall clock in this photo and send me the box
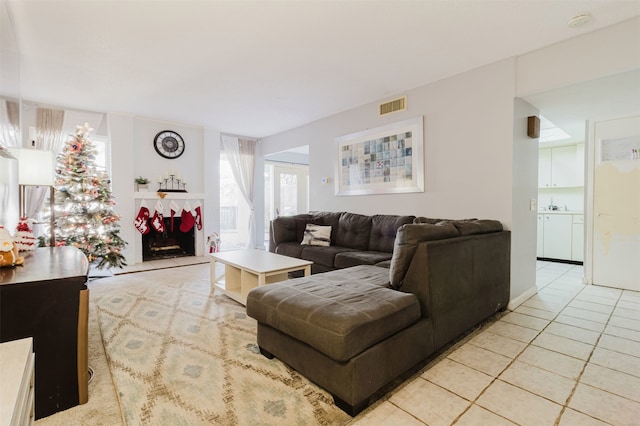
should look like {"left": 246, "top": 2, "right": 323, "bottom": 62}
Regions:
{"left": 153, "top": 130, "right": 185, "bottom": 159}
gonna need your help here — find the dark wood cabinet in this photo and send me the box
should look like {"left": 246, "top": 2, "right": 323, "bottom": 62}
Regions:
{"left": 0, "top": 247, "right": 89, "bottom": 420}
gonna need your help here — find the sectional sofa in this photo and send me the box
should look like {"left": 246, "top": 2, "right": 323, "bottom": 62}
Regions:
{"left": 248, "top": 212, "right": 511, "bottom": 415}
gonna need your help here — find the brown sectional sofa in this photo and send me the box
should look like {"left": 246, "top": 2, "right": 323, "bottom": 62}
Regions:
{"left": 249, "top": 212, "right": 510, "bottom": 416}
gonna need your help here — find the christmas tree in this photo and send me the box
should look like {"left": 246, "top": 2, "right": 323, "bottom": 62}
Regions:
{"left": 54, "top": 123, "right": 127, "bottom": 269}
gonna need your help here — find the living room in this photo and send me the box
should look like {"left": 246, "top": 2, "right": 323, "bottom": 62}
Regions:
{"left": 1, "top": 1, "right": 639, "bottom": 425}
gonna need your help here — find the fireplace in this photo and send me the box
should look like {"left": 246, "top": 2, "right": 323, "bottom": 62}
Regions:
{"left": 141, "top": 217, "right": 195, "bottom": 261}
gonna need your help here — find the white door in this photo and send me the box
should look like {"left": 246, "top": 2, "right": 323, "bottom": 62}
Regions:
{"left": 589, "top": 114, "right": 640, "bottom": 290}
{"left": 268, "top": 163, "right": 309, "bottom": 218}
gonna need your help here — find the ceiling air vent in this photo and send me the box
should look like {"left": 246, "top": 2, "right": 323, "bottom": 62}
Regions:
{"left": 379, "top": 96, "right": 406, "bottom": 116}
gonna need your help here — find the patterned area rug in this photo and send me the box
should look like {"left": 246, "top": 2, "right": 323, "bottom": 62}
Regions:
{"left": 94, "top": 266, "right": 351, "bottom": 425}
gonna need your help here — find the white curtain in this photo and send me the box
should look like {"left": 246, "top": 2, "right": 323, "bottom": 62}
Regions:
{"left": 0, "top": 100, "right": 20, "bottom": 147}
{"left": 25, "top": 108, "right": 65, "bottom": 219}
{"left": 221, "top": 134, "right": 257, "bottom": 248}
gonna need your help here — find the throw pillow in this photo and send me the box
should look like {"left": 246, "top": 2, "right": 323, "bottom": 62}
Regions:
{"left": 301, "top": 224, "right": 332, "bottom": 246}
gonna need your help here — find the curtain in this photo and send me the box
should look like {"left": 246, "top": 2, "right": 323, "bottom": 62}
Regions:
{"left": 0, "top": 100, "right": 20, "bottom": 147}
{"left": 221, "top": 134, "right": 257, "bottom": 248}
{"left": 25, "top": 108, "right": 65, "bottom": 220}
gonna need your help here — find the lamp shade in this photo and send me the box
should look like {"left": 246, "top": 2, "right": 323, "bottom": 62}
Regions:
{"left": 7, "top": 148, "right": 54, "bottom": 186}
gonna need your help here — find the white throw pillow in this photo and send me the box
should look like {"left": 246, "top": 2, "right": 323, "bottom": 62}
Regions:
{"left": 301, "top": 224, "right": 331, "bottom": 246}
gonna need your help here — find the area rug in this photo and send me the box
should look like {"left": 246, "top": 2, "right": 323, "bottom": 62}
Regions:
{"left": 94, "top": 266, "right": 351, "bottom": 425}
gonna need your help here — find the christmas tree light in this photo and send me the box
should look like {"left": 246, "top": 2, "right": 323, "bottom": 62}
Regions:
{"left": 54, "top": 123, "right": 127, "bottom": 269}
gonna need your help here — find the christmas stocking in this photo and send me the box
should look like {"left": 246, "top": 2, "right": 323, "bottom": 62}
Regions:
{"left": 179, "top": 201, "right": 195, "bottom": 233}
{"left": 170, "top": 200, "right": 180, "bottom": 232}
{"left": 193, "top": 201, "right": 203, "bottom": 230}
{"left": 151, "top": 200, "right": 165, "bottom": 233}
{"left": 134, "top": 200, "right": 151, "bottom": 234}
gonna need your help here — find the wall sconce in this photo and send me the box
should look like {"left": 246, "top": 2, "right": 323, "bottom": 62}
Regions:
{"left": 8, "top": 148, "right": 55, "bottom": 246}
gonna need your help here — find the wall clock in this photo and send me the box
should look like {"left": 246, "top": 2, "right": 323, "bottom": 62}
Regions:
{"left": 153, "top": 130, "right": 185, "bottom": 159}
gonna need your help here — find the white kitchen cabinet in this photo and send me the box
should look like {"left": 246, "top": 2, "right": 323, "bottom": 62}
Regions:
{"left": 572, "top": 215, "right": 584, "bottom": 262}
{"left": 542, "top": 214, "right": 572, "bottom": 260}
{"left": 537, "top": 215, "right": 544, "bottom": 258}
{"left": 538, "top": 145, "right": 582, "bottom": 188}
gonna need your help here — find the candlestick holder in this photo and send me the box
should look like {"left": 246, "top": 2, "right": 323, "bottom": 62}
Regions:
{"left": 158, "top": 174, "right": 187, "bottom": 192}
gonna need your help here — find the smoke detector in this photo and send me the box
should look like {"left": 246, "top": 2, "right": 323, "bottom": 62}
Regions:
{"left": 568, "top": 13, "right": 592, "bottom": 28}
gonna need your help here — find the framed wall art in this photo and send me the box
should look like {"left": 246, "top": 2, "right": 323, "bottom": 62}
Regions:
{"left": 335, "top": 116, "right": 424, "bottom": 196}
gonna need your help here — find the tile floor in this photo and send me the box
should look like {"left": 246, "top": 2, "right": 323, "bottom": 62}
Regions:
{"left": 353, "top": 261, "right": 640, "bottom": 425}
{"left": 114, "top": 258, "right": 640, "bottom": 425}
{"left": 113, "top": 255, "right": 209, "bottom": 275}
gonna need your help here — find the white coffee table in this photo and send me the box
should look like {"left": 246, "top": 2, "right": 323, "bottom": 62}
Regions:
{"left": 210, "top": 249, "right": 312, "bottom": 305}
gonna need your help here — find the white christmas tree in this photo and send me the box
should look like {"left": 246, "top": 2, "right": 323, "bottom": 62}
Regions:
{"left": 54, "top": 123, "right": 127, "bottom": 269}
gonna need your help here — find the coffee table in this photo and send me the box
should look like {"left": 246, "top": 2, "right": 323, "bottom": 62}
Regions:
{"left": 210, "top": 249, "right": 312, "bottom": 305}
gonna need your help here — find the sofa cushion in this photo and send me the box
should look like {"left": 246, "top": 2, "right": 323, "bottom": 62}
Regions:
{"left": 334, "top": 251, "right": 393, "bottom": 268}
{"left": 246, "top": 266, "right": 421, "bottom": 362}
{"left": 389, "top": 223, "right": 460, "bottom": 288}
{"left": 368, "top": 215, "right": 416, "bottom": 253}
{"left": 334, "top": 212, "right": 372, "bottom": 250}
{"left": 295, "top": 217, "right": 322, "bottom": 242}
{"left": 275, "top": 241, "right": 305, "bottom": 259}
{"left": 300, "top": 245, "right": 358, "bottom": 268}
{"left": 453, "top": 219, "right": 503, "bottom": 235}
{"left": 301, "top": 224, "right": 332, "bottom": 246}
{"left": 310, "top": 211, "right": 343, "bottom": 242}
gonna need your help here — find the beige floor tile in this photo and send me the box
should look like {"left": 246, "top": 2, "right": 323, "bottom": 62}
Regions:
{"left": 454, "top": 405, "right": 516, "bottom": 426}
{"left": 544, "top": 322, "right": 601, "bottom": 345}
{"left": 590, "top": 347, "right": 640, "bottom": 378}
{"left": 470, "top": 331, "right": 527, "bottom": 358}
{"left": 558, "top": 408, "right": 611, "bottom": 426}
{"left": 617, "top": 299, "right": 640, "bottom": 311}
{"left": 621, "top": 290, "right": 640, "bottom": 302}
{"left": 421, "top": 358, "right": 493, "bottom": 401}
{"left": 580, "top": 363, "right": 640, "bottom": 402}
{"left": 538, "top": 287, "right": 577, "bottom": 302}
{"left": 485, "top": 320, "right": 540, "bottom": 343}
{"left": 554, "top": 314, "right": 606, "bottom": 333}
{"left": 522, "top": 297, "right": 566, "bottom": 313}
{"left": 501, "top": 311, "right": 550, "bottom": 331}
{"left": 569, "top": 383, "right": 640, "bottom": 425}
{"left": 604, "top": 323, "right": 640, "bottom": 342}
{"left": 532, "top": 332, "right": 594, "bottom": 361}
{"left": 499, "top": 360, "right": 576, "bottom": 405}
{"left": 560, "top": 306, "right": 610, "bottom": 324}
{"left": 568, "top": 299, "right": 614, "bottom": 315}
{"left": 613, "top": 306, "right": 640, "bottom": 321}
{"left": 513, "top": 305, "right": 557, "bottom": 321}
{"left": 579, "top": 286, "right": 622, "bottom": 301}
{"left": 598, "top": 334, "right": 640, "bottom": 357}
{"left": 574, "top": 293, "right": 617, "bottom": 306}
{"left": 448, "top": 343, "right": 513, "bottom": 376}
{"left": 517, "top": 345, "right": 586, "bottom": 380}
{"left": 476, "top": 380, "right": 562, "bottom": 426}
{"left": 350, "top": 401, "right": 424, "bottom": 426}
{"left": 389, "top": 379, "right": 469, "bottom": 426}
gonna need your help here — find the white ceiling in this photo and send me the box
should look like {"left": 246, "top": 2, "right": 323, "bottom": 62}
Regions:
{"left": 5, "top": 0, "right": 640, "bottom": 139}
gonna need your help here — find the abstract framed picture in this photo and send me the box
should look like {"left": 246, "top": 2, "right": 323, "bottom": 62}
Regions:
{"left": 335, "top": 116, "right": 424, "bottom": 196}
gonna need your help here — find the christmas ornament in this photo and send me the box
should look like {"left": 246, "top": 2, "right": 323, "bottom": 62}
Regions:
{"left": 169, "top": 200, "right": 180, "bottom": 232}
{"left": 151, "top": 200, "right": 165, "bottom": 233}
{"left": 14, "top": 217, "right": 37, "bottom": 251}
{"left": 179, "top": 201, "right": 195, "bottom": 233}
{"left": 193, "top": 200, "right": 203, "bottom": 231}
{"left": 134, "top": 200, "right": 151, "bottom": 235}
{"left": 0, "top": 226, "right": 24, "bottom": 267}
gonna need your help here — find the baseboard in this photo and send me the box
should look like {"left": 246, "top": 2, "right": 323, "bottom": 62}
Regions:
{"left": 507, "top": 286, "right": 538, "bottom": 311}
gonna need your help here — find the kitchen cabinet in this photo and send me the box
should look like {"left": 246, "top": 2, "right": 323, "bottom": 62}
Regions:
{"left": 537, "top": 213, "right": 584, "bottom": 262}
{"left": 572, "top": 215, "right": 584, "bottom": 262}
{"left": 538, "top": 145, "right": 583, "bottom": 188}
{"left": 543, "top": 214, "right": 572, "bottom": 260}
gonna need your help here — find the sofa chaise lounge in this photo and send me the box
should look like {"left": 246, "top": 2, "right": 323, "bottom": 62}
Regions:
{"left": 248, "top": 214, "right": 511, "bottom": 416}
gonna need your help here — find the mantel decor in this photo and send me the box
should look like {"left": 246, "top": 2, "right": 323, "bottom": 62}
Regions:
{"left": 335, "top": 116, "right": 424, "bottom": 196}
{"left": 157, "top": 173, "right": 187, "bottom": 193}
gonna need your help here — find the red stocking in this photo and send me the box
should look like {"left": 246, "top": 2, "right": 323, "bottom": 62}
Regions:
{"left": 151, "top": 200, "right": 165, "bottom": 233}
{"left": 179, "top": 201, "right": 195, "bottom": 233}
{"left": 170, "top": 200, "right": 180, "bottom": 232}
{"left": 193, "top": 201, "right": 203, "bottom": 230}
{"left": 134, "top": 201, "right": 151, "bottom": 234}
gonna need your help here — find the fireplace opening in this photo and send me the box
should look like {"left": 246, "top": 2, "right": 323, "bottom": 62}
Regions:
{"left": 142, "top": 217, "right": 195, "bottom": 261}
